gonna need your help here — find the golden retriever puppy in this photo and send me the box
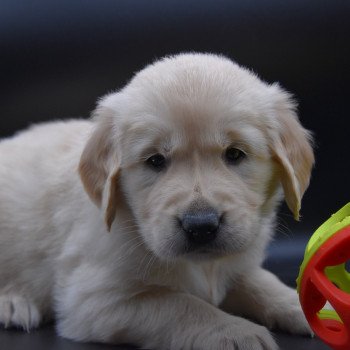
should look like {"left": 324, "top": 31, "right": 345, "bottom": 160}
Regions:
{"left": 0, "top": 53, "right": 314, "bottom": 349}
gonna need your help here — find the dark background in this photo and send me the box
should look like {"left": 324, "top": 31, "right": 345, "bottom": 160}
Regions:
{"left": 1, "top": 0, "right": 349, "bottom": 234}
{"left": 1, "top": 1, "right": 349, "bottom": 349}
{"left": 2, "top": 0, "right": 349, "bottom": 236}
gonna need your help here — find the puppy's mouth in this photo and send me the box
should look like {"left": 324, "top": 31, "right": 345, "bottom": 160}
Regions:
{"left": 182, "top": 235, "right": 245, "bottom": 259}
{"left": 147, "top": 216, "right": 251, "bottom": 261}
{"left": 168, "top": 228, "right": 249, "bottom": 261}
{"left": 183, "top": 243, "right": 227, "bottom": 260}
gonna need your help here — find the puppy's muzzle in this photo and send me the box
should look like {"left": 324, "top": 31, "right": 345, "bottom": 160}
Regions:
{"left": 180, "top": 208, "right": 220, "bottom": 246}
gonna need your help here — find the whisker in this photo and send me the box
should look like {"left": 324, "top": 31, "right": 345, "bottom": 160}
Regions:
{"left": 136, "top": 249, "right": 153, "bottom": 278}
{"left": 113, "top": 236, "right": 144, "bottom": 264}
{"left": 142, "top": 254, "right": 158, "bottom": 282}
{"left": 275, "top": 221, "right": 293, "bottom": 237}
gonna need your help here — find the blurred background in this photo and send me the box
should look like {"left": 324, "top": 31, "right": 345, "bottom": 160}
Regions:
{"left": 1, "top": 0, "right": 349, "bottom": 283}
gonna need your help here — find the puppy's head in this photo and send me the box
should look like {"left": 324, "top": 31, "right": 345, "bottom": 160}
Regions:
{"left": 79, "top": 53, "right": 314, "bottom": 261}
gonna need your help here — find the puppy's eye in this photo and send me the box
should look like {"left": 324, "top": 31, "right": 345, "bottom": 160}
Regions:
{"left": 146, "top": 153, "right": 166, "bottom": 171}
{"left": 224, "top": 147, "right": 246, "bottom": 165}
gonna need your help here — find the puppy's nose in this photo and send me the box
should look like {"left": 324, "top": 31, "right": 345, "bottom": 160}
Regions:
{"left": 181, "top": 209, "right": 220, "bottom": 245}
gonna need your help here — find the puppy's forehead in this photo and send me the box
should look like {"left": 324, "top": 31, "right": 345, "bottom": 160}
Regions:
{"left": 124, "top": 53, "right": 277, "bottom": 127}
{"left": 120, "top": 54, "right": 276, "bottom": 155}
{"left": 128, "top": 53, "right": 273, "bottom": 106}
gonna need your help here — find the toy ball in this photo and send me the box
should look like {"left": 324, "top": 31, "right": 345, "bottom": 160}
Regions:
{"left": 297, "top": 203, "right": 350, "bottom": 350}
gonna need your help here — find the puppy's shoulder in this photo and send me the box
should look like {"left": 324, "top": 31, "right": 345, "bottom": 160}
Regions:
{"left": 17, "top": 119, "right": 92, "bottom": 139}
{"left": 0, "top": 119, "right": 92, "bottom": 148}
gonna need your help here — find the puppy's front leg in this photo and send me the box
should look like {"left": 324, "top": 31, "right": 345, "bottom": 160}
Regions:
{"left": 221, "top": 268, "right": 311, "bottom": 335}
{"left": 57, "top": 285, "right": 277, "bottom": 350}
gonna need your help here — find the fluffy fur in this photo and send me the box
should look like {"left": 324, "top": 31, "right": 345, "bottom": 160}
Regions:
{"left": 0, "top": 53, "right": 314, "bottom": 349}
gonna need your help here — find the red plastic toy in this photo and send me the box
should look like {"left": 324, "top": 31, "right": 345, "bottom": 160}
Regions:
{"left": 297, "top": 203, "right": 350, "bottom": 350}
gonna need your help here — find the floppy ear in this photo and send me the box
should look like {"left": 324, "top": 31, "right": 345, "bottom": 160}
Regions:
{"left": 79, "top": 105, "right": 122, "bottom": 231}
{"left": 271, "top": 98, "right": 314, "bottom": 220}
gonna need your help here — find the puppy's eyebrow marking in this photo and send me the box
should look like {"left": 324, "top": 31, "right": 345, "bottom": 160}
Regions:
{"left": 122, "top": 122, "right": 173, "bottom": 163}
{"left": 225, "top": 127, "right": 268, "bottom": 156}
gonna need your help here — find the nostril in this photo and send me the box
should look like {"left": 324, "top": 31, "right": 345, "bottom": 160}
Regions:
{"left": 181, "top": 210, "right": 220, "bottom": 245}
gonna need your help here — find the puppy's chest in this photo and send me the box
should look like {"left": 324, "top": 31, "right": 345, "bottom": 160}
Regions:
{"left": 184, "top": 264, "right": 231, "bottom": 306}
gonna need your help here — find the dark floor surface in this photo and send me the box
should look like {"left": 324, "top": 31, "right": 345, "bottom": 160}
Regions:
{"left": 0, "top": 325, "right": 331, "bottom": 350}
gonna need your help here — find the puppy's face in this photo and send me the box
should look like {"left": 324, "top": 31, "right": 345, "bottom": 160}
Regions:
{"left": 79, "top": 54, "right": 314, "bottom": 261}
{"left": 119, "top": 105, "right": 273, "bottom": 260}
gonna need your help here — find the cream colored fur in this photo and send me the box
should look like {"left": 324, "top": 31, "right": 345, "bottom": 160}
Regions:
{"left": 0, "top": 53, "right": 314, "bottom": 349}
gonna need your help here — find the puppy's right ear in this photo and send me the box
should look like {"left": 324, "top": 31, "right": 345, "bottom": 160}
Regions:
{"left": 269, "top": 89, "right": 314, "bottom": 220}
{"left": 79, "top": 103, "right": 123, "bottom": 231}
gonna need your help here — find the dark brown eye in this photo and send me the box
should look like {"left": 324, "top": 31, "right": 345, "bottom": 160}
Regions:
{"left": 146, "top": 153, "right": 166, "bottom": 171}
{"left": 224, "top": 147, "right": 246, "bottom": 165}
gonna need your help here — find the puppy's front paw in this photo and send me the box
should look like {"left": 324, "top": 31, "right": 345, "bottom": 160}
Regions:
{"left": 192, "top": 317, "right": 278, "bottom": 350}
{"left": 273, "top": 302, "right": 311, "bottom": 335}
{"left": 0, "top": 294, "right": 41, "bottom": 331}
{"left": 264, "top": 291, "right": 311, "bottom": 336}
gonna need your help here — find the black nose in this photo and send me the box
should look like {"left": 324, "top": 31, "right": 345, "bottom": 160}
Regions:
{"left": 181, "top": 209, "right": 220, "bottom": 245}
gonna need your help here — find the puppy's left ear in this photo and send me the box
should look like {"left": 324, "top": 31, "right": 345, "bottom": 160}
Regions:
{"left": 271, "top": 93, "right": 314, "bottom": 220}
{"left": 79, "top": 104, "right": 122, "bottom": 231}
